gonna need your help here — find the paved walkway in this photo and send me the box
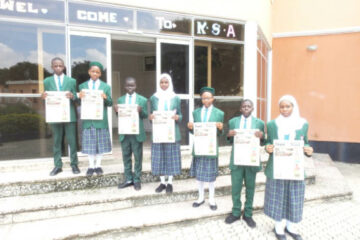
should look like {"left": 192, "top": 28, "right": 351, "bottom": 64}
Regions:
{"left": 94, "top": 162, "right": 360, "bottom": 240}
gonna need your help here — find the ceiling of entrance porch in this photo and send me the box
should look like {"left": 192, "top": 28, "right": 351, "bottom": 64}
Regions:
{"left": 112, "top": 40, "right": 155, "bottom": 56}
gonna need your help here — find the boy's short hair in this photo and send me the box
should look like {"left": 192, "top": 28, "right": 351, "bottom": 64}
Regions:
{"left": 125, "top": 77, "right": 136, "bottom": 83}
{"left": 241, "top": 99, "right": 254, "bottom": 107}
{"left": 51, "top": 57, "right": 64, "bottom": 65}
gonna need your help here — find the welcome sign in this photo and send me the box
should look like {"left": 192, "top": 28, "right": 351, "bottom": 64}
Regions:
{"left": 0, "top": 0, "right": 64, "bottom": 22}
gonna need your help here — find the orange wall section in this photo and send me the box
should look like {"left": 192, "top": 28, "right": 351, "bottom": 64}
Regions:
{"left": 271, "top": 32, "right": 360, "bottom": 143}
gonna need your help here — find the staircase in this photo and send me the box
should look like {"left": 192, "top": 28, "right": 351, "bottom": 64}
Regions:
{"left": 0, "top": 149, "right": 352, "bottom": 240}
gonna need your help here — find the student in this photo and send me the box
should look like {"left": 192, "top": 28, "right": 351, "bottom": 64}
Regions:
{"left": 188, "top": 87, "right": 224, "bottom": 211}
{"left": 264, "top": 95, "right": 313, "bottom": 240}
{"left": 78, "top": 62, "right": 113, "bottom": 177}
{"left": 115, "top": 77, "right": 148, "bottom": 191}
{"left": 149, "top": 73, "right": 182, "bottom": 194}
{"left": 42, "top": 57, "right": 80, "bottom": 176}
{"left": 224, "top": 99, "right": 265, "bottom": 228}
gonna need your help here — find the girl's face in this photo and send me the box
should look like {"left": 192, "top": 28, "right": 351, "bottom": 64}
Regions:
{"left": 201, "top": 92, "right": 214, "bottom": 108}
{"left": 88, "top": 66, "right": 102, "bottom": 80}
{"left": 160, "top": 77, "right": 169, "bottom": 91}
{"left": 279, "top": 100, "right": 293, "bottom": 117}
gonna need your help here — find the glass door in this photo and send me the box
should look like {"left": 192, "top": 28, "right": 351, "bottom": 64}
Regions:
{"left": 156, "top": 39, "right": 193, "bottom": 148}
{"left": 69, "top": 31, "right": 111, "bottom": 154}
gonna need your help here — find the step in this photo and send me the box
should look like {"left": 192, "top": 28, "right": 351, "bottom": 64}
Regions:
{"left": 0, "top": 154, "right": 351, "bottom": 240}
{"left": 0, "top": 148, "right": 274, "bottom": 198}
{"left": 0, "top": 170, "right": 316, "bottom": 225}
{"left": 0, "top": 147, "right": 269, "bottom": 173}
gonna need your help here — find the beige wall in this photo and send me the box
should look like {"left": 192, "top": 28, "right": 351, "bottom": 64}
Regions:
{"left": 92, "top": 0, "right": 273, "bottom": 44}
{"left": 271, "top": 32, "right": 360, "bottom": 143}
{"left": 272, "top": 0, "right": 360, "bottom": 34}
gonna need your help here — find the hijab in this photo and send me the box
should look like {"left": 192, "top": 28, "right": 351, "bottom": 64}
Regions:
{"left": 155, "top": 73, "right": 176, "bottom": 110}
{"left": 275, "top": 95, "right": 306, "bottom": 140}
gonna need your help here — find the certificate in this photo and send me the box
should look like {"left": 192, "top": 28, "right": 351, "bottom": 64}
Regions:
{"left": 152, "top": 111, "right": 175, "bottom": 143}
{"left": 118, "top": 104, "right": 139, "bottom": 134}
{"left": 81, "top": 89, "right": 103, "bottom": 120}
{"left": 194, "top": 122, "right": 217, "bottom": 156}
{"left": 45, "top": 91, "right": 70, "bottom": 123}
{"left": 273, "top": 140, "right": 304, "bottom": 180}
{"left": 233, "top": 129, "right": 260, "bottom": 166}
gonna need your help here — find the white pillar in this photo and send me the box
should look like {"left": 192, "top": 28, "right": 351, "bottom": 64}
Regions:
{"left": 243, "top": 21, "right": 258, "bottom": 116}
{"left": 267, "top": 50, "right": 273, "bottom": 122}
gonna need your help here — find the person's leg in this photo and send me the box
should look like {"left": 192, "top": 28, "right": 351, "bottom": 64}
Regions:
{"left": 275, "top": 220, "right": 285, "bottom": 234}
{"left": 230, "top": 168, "right": 244, "bottom": 217}
{"left": 196, "top": 180, "right": 205, "bottom": 203}
{"left": 132, "top": 136, "right": 143, "bottom": 183}
{"left": 121, "top": 136, "right": 134, "bottom": 183}
{"left": 64, "top": 122, "right": 78, "bottom": 167}
{"left": 95, "top": 154, "right": 102, "bottom": 167}
{"left": 243, "top": 168, "right": 257, "bottom": 218}
{"left": 208, "top": 181, "right": 216, "bottom": 205}
{"left": 167, "top": 175, "right": 173, "bottom": 184}
{"left": 51, "top": 124, "right": 64, "bottom": 168}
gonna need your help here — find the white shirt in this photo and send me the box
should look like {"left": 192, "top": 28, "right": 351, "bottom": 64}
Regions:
{"left": 240, "top": 115, "right": 252, "bottom": 129}
{"left": 201, "top": 105, "right": 213, "bottom": 122}
{"left": 126, "top": 93, "right": 137, "bottom": 104}
{"left": 54, "top": 74, "right": 64, "bottom": 91}
{"left": 88, "top": 79, "right": 100, "bottom": 90}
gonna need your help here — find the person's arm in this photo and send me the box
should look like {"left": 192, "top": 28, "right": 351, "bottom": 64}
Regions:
{"left": 139, "top": 97, "right": 148, "bottom": 119}
{"left": 103, "top": 85, "right": 113, "bottom": 107}
{"left": 226, "top": 119, "right": 235, "bottom": 144}
{"left": 265, "top": 122, "right": 274, "bottom": 154}
{"left": 302, "top": 123, "right": 313, "bottom": 156}
{"left": 173, "top": 97, "right": 182, "bottom": 122}
{"left": 216, "top": 111, "right": 224, "bottom": 136}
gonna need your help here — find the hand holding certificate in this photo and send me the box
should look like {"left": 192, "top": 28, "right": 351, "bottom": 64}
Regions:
{"left": 233, "top": 129, "right": 260, "bottom": 166}
{"left": 118, "top": 104, "right": 139, "bottom": 134}
{"left": 45, "top": 91, "right": 70, "bottom": 123}
{"left": 273, "top": 140, "right": 304, "bottom": 180}
{"left": 152, "top": 111, "right": 175, "bottom": 143}
{"left": 194, "top": 122, "right": 217, "bottom": 156}
{"left": 81, "top": 89, "right": 103, "bottom": 120}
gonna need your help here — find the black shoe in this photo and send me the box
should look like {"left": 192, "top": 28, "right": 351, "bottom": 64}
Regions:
{"left": 243, "top": 215, "right": 256, "bottom": 228}
{"left": 94, "top": 167, "right": 103, "bottom": 175}
{"left": 225, "top": 214, "right": 240, "bottom": 224}
{"left": 273, "top": 228, "right": 287, "bottom": 240}
{"left": 118, "top": 181, "right": 134, "bottom": 189}
{"left": 192, "top": 200, "right": 205, "bottom": 208}
{"left": 50, "top": 167, "right": 62, "bottom": 176}
{"left": 209, "top": 204, "right": 217, "bottom": 211}
{"left": 71, "top": 165, "right": 80, "bottom": 174}
{"left": 166, "top": 184, "right": 173, "bottom": 194}
{"left": 285, "top": 227, "right": 302, "bottom": 240}
{"left": 134, "top": 182, "right": 141, "bottom": 191}
{"left": 155, "top": 183, "right": 166, "bottom": 193}
{"left": 86, "top": 168, "right": 94, "bottom": 177}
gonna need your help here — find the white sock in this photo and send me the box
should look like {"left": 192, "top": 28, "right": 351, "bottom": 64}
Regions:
{"left": 208, "top": 181, "right": 216, "bottom": 205}
{"left": 197, "top": 181, "right": 205, "bottom": 203}
{"left": 160, "top": 176, "right": 166, "bottom": 184}
{"left": 275, "top": 220, "right": 285, "bottom": 234}
{"left": 88, "top": 155, "right": 95, "bottom": 169}
{"left": 286, "top": 220, "right": 298, "bottom": 234}
{"left": 168, "top": 176, "right": 173, "bottom": 184}
{"left": 95, "top": 154, "right": 102, "bottom": 168}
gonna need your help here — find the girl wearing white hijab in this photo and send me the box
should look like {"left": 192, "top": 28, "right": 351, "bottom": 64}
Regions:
{"left": 264, "top": 95, "right": 313, "bottom": 240}
{"left": 149, "top": 73, "right": 182, "bottom": 194}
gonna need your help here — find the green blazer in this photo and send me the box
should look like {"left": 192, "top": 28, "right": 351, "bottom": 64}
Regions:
{"left": 227, "top": 115, "right": 265, "bottom": 171}
{"left": 192, "top": 106, "right": 224, "bottom": 158}
{"left": 150, "top": 95, "right": 182, "bottom": 142}
{"left": 43, "top": 75, "right": 77, "bottom": 122}
{"left": 117, "top": 93, "right": 148, "bottom": 143}
{"left": 78, "top": 80, "right": 113, "bottom": 129}
{"left": 264, "top": 120, "right": 310, "bottom": 179}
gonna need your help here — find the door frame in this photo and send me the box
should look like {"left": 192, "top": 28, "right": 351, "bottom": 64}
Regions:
{"left": 68, "top": 30, "right": 112, "bottom": 155}
{"left": 156, "top": 38, "right": 194, "bottom": 149}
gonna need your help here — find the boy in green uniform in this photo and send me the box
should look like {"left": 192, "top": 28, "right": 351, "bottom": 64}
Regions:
{"left": 115, "top": 77, "right": 148, "bottom": 191}
{"left": 225, "top": 99, "right": 264, "bottom": 227}
{"left": 42, "top": 57, "right": 80, "bottom": 176}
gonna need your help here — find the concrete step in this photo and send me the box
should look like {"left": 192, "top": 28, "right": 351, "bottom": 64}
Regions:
{"left": 0, "top": 147, "right": 275, "bottom": 198}
{"left": 0, "top": 147, "right": 269, "bottom": 173}
{"left": 0, "top": 154, "right": 351, "bottom": 240}
{"left": 0, "top": 171, "right": 316, "bottom": 225}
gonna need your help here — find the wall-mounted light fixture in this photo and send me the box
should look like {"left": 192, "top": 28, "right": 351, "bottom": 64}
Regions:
{"left": 307, "top": 44, "right": 318, "bottom": 51}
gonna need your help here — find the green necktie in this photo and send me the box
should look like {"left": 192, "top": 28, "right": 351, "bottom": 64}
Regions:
{"left": 164, "top": 101, "right": 168, "bottom": 111}
{"left": 57, "top": 76, "right": 62, "bottom": 91}
{"left": 203, "top": 108, "right": 208, "bottom": 122}
{"left": 129, "top": 95, "right": 132, "bottom": 104}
